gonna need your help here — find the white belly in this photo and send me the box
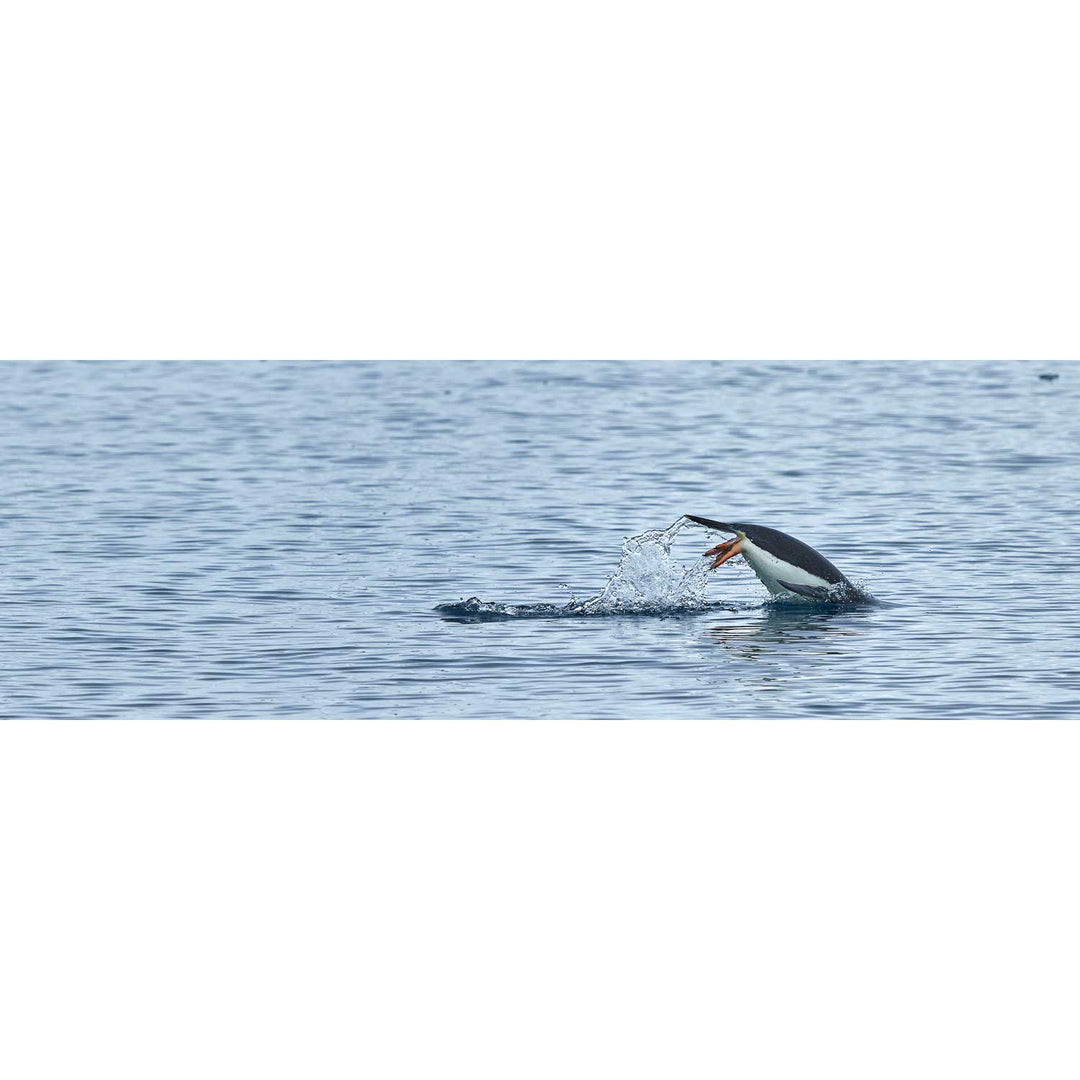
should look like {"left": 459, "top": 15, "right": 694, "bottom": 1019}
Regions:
{"left": 739, "top": 537, "right": 831, "bottom": 596}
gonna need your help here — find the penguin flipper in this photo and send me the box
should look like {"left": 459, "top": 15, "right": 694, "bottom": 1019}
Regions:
{"left": 776, "top": 579, "right": 833, "bottom": 601}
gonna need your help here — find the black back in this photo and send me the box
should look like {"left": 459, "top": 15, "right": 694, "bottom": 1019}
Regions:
{"left": 686, "top": 516, "right": 849, "bottom": 585}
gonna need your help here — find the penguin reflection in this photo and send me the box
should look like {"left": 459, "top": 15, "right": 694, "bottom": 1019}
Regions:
{"left": 707, "top": 604, "right": 869, "bottom": 663}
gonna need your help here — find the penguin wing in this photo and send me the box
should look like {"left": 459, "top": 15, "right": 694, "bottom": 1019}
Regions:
{"left": 776, "top": 580, "right": 834, "bottom": 601}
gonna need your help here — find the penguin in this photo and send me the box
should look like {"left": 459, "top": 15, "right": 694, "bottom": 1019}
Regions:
{"left": 685, "top": 516, "right": 868, "bottom": 603}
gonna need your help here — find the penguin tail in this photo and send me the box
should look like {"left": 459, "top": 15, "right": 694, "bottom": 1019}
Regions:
{"left": 685, "top": 515, "right": 737, "bottom": 532}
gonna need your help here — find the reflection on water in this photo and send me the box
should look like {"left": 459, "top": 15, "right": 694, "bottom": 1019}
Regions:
{"left": 704, "top": 606, "right": 872, "bottom": 693}
{"left": 708, "top": 604, "right": 871, "bottom": 653}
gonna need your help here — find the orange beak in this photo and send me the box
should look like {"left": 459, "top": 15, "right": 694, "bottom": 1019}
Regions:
{"left": 703, "top": 537, "right": 744, "bottom": 570}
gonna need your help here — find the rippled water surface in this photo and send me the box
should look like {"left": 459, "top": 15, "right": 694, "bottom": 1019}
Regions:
{"left": 2, "top": 360, "right": 1077, "bottom": 718}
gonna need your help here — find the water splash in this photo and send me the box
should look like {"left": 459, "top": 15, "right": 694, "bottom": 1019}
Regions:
{"left": 436, "top": 517, "right": 732, "bottom": 621}
{"left": 579, "top": 517, "right": 712, "bottom": 613}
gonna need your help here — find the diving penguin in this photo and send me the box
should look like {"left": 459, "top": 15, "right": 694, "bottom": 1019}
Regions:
{"left": 686, "top": 516, "right": 869, "bottom": 603}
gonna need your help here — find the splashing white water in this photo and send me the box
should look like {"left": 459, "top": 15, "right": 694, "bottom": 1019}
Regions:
{"left": 436, "top": 517, "right": 720, "bottom": 620}
{"left": 579, "top": 517, "right": 712, "bottom": 614}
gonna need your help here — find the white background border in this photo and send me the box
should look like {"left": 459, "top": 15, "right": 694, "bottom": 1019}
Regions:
{"left": 2, "top": 1, "right": 1077, "bottom": 361}
{"left": 4, "top": 723, "right": 1080, "bottom": 1079}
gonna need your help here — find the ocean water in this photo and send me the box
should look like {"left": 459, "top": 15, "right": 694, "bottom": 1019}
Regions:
{"left": 1, "top": 359, "right": 1076, "bottom": 719}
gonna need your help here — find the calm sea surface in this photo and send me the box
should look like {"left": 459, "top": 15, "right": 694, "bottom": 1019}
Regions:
{"left": 2, "top": 360, "right": 1077, "bottom": 718}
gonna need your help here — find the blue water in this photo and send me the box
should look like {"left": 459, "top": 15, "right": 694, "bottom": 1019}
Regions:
{"left": 2, "top": 360, "right": 1077, "bottom": 718}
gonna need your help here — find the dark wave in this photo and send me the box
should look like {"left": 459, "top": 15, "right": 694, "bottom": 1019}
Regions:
{"left": 435, "top": 596, "right": 745, "bottom": 622}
